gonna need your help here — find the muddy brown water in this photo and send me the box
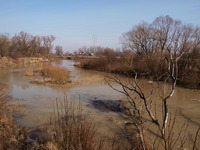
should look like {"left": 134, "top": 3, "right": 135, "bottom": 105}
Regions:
{"left": 0, "top": 60, "right": 200, "bottom": 148}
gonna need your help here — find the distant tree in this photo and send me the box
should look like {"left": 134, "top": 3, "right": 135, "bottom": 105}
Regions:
{"left": 42, "top": 35, "right": 56, "bottom": 56}
{"left": 12, "top": 32, "right": 33, "bottom": 56}
{"left": 55, "top": 45, "right": 63, "bottom": 56}
{"left": 0, "top": 34, "right": 10, "bottom": 57}
{"left": 0, "top": 32, "right": 56, "bottom": 58}
{"left": 122, "top": 15, "right": 200, "bottom": 81}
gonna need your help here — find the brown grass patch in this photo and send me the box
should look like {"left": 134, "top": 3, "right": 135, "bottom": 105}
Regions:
{"left": 0, "top": 86, "right": 22, "bottom": 149}
{"left": 42, "top": 65, "right": 70, "bottom": 84}
{"left": 24, "top": 68, "right": 34, "bottom": 77}
{"left": 78, "top": 56, "right": 131, "bottom": 74}
{"left": 79, "top": 57, "right": 107, "bottom": 71}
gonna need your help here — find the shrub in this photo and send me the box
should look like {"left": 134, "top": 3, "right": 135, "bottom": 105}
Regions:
{"left": 79, "top": 57, "right": 107, "bottom": 71}
{"left": 48, "top": 98, "right": 104, "bottom": 150}
{"left": 78, "top": 51, "right": 200, "bottom": 88}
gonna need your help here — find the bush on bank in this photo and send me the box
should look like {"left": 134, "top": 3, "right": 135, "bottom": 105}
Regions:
{"left": 76, "top": 16, "right": 200, "bottom": 89}
{"left": 41, "top": 65, "right": 71, "bottom": 84}
{"left": 77, "top": 52, "right": 200, "bottom": 89}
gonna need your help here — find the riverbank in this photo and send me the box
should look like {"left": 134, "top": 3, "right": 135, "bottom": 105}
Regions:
{"left": 0, "top": 56, "right": 51, "bottom": 69}
{"left": 75, "top": 56, "right": 200, "bottom": 89}
{"left": 0, "top": 60, "right": 129, "bottom": 149}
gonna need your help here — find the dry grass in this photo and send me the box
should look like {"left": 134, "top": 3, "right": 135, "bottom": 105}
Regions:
{"left": 78, "top": 52, "right": 200, "bottom": 88}
{"left": 79, "top": 57, "right": 107, "bottom": 71}
{"left": 0, "top": 85, "right": 50, "bottom": 149}
{"left": 42, "top": 65, "right": 70, "bottom": 84}
{"left": 0, "top": 86, "right": 22, "bottom": 149}
{"left": 24, "top": 68, "right": 34, "bottom": 77}
{"left": 79, "top": 56, "right": 131, "bottom": 74}
{"left": 47, "top": 98, "right": 105, "bottom": 150}
{"left": 0, "top": 86, "right": 14, "bottom": 149}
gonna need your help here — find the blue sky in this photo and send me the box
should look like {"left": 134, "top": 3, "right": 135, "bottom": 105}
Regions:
{"left": 0, "top": 0, "right": 200, "bottom": 52}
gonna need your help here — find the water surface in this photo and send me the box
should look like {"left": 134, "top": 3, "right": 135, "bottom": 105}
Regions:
{"left": 0, "top": 60, "right": 200, "bottom": 146}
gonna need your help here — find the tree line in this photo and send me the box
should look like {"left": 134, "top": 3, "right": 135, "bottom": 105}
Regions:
{"left": 77, "top": 16, "right": 200, "bottom": 149}
{"left": 77, "top": 16, "right": 200, "bottom": 88}
{"left": 122, "top": 15, "right": 200, "bottom": 88}
{"left": 0, "top": 31, "right": 55, "bottom": 58}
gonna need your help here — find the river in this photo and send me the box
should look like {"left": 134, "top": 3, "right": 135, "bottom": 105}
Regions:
{"left": 0, "top": 59, "right": 200, "bottom": 148}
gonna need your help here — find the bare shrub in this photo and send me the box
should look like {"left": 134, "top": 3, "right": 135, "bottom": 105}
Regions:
{"left": 180, "top": 70, "right": 200, "bottom": 88}
{"left": 79, "top": 57, "right": 107, "bottom": 71}
{"left": 108, "top": 124, "right": 148, "bottom": 150}
{"left": 48, "top": 98, "right": 104, "bottom": 150}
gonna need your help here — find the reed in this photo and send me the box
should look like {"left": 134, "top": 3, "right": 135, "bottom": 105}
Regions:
{"left": 42, "top": 65, "right": 70, "bottom": 84}
{"left": 48, "top": 97, "right": 105, "bottom": 150}
{"left": 0, "top": 86, "right": 22, "bottom": 149}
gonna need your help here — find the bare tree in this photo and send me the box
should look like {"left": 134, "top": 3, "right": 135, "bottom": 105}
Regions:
{"left": 107, "top": 16, "right": 200, "bottom": 149}
{"left": 121, "top": 22, "right": 159, "bottom": 58}
{"left": 42, "top": 35, "right": 56, "bottom": 56}
{"left": 55, "top": 45, "right": 63, "bottom": 56}
{"left": 0, "top": 32, "right": 57, "bottom": 58}
{"left": 0, "top": 34, "right": 10, "bottom": 57}
{"left": 14, "top": 32, "right": 32, "bottom": 56}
